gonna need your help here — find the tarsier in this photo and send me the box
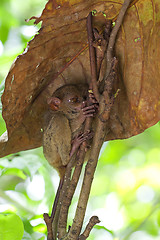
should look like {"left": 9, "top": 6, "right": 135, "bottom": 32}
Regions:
{"left": 43, "top": 84, "right": 98, "bottom": 218}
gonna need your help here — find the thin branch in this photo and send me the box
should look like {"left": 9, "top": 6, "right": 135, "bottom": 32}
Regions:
{"left": 104, "top": 0, "right": 133, "bottom": 80}
{"left": 93, "top": 20, "right": 112, "bottom": 81}
{"left": 57, "top": 154, "right": 78, "bottom": 238}
{"left": 43, "top": 213, "right": 53, "bottom": 240}
{"left": 87, "top": 12, "right": 100, "bottom": 100}
{"left": 51, "top": 178, "right": 64, "bottom": 221}
{"left": 67, "top": 119, "right": 106, "bottom": 239}
{"left": 79, "top": 216, "right": 100, "bottom": 240}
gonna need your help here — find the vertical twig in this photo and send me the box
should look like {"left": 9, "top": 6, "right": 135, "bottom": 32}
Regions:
{"left": 58, "top": 11, "right": 99, "bottom": 240}
{"left": 87, "top": 12, "right": 100, "bottom": 100}
{"left": 104, "top": 0, "right": 133, "bottom": 79}
{"left": 95, "top": 20, "right": 112, "bottom": 80}
{"left": 67, "top": 119, "right": 106, "bottom": 240}
{"left": 57, "top": 155, "right": 77, "bottom": 238}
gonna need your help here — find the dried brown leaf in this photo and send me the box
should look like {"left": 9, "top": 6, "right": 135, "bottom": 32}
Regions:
{"left": 0, "top": 0, "right": 160, "bottom": 157}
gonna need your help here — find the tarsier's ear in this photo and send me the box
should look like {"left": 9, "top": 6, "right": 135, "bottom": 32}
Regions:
{"left": 47, "top": 97, "right": 61, "bottom": 111}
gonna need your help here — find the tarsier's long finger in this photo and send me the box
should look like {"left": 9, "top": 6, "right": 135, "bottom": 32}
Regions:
{"left": 83, "top": 109, "right": 96, "bottom": 114}
{"left": 77, "top": 131, "right": 93, "bottom": 142}
{"left": 79, "top": 138, "right": 89, "bottom": 144}
{"left": 83, "top": 110, "right": 97, "bottom": 117}
{"left": 83, "top": 111, "right": 96, "bottom": 115}
{"left": 77, "top": 131, "right": 90, "bottom": 139}
{"left": 77, "top": 137, "right": 88, "bottom": 144}
{"left": 82, "top": 105, "right": 96, "bottom": 114}
{"left": 83, "top": 105, "right": 95, "bottom": 110}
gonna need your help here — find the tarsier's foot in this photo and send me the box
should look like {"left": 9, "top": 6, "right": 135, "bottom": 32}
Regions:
{"left": 70, "top": 131, "right": 93, "bottom": 157}
{"left": 73, "top": 130, "right": 93, "bottom": 147}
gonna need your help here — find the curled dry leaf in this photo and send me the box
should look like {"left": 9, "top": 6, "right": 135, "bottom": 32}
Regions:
{"left": 0, "top": 0, "right": 160, "bottom": 157}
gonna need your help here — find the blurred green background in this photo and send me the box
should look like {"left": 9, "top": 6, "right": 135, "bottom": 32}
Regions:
{"left": 0, "top": 0, "right": 160, "bottom": 239}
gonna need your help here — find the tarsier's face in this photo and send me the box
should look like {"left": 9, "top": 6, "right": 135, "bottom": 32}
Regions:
{"left": 48, "top": 85, "right": 88, "bottom": 117}
{"left": 61, "top": 85, "right": 87, "bottom": 112}
{"left": 64, "top": 93, "right": 84, "bottom": 111}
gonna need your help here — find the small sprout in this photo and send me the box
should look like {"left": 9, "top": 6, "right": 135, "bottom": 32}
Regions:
{"left": 102, "top": 11, "right": 106, "bottom": 18}
{"left": 29, "top": 95, "right": 32, "bottom": 101}
{"left": 92, "top": 10, "right": 97, "bottom": 16}
{"left": 112, "top": 21, "right": 116, "bottom": 27}
{"left": 41, "top": 128, "right": 43, "bottom": 132}
{"left": 66, "top": 57, "right": 71, "bottom": 63}
{"left": 97, "top": 46, "right": 102, "bottom": 51}
{"left": 56, "top": 6, "right": 61, "bottom": 9}
{"left": 88, "top": 89, "right": 93, "bottom": 94}
{"left": 114, "top": 89, "right": 120, "bottom": 98}
{"left": 134, "top": 37, "right": 141, "bottom": 43}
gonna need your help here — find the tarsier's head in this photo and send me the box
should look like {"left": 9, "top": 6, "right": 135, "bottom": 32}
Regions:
{"left": 47, "top": 84, "right": 88, "bottom": 118}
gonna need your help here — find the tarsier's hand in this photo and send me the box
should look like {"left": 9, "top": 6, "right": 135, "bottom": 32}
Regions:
{"left": 81, "top": 92, "right": 99, "bottom": 118}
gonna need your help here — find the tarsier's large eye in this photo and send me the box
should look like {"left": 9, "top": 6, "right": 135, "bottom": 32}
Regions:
{"left": 68, "top": 96, "right": 80, "bottom": 103}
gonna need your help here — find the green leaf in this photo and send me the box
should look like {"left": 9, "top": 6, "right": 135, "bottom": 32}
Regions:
{"left": 0, "top": 213, "right": 24, "bottom": 240}
{"left": 143, "top": 220, "right": 159, "bottom": 236}
{"left": 94, "top": 225, "right": 114, "bottom": 235}
{"left": 99, "top": 141, "right": 128, "bottom": 165}
{"left": 0, "top": 113, "right": 6, "bottom": 135}
{"left": 0, "top": 174, "right": 24, "bottom": 190}
{"left": 2, "top": 168, "right": 26, "bottom": 179}
{"left": 22, "top": 218, "right": 34, "bottom": 235}
{"left": 157, "top": 210, "right": 160, "bottom": 227}
{"left": 33, "top": 224, "right": 46, "bottom": 233}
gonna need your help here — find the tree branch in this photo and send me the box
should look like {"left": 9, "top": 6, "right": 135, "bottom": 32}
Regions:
{"left": 104, "top": 0, "right": 133, "bottom": 80}
{"left": 67, "top": 116, "right": 106, "bottom": 240}
{"left": 87, "top": 12, "right": 100, "bottom": 101}
{"left": 57, "top": 154, "right": 78, "bottom": 238}
{"left": 79, "top": 216, "right": 100, "bottom": 240}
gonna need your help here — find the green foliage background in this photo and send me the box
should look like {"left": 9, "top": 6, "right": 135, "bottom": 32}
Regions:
{"left": 0, "top": 1, "right": 160, "bottom": 239}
